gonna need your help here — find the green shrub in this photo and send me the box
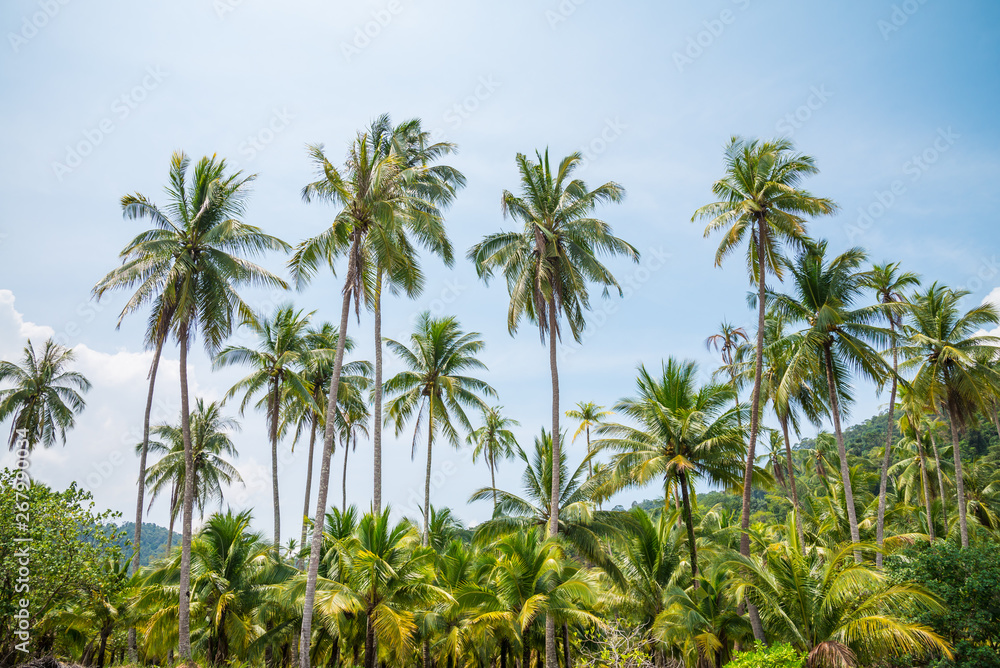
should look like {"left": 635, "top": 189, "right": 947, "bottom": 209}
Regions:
{"left": 726, "top": 642, "right": 805, "bottom": 668}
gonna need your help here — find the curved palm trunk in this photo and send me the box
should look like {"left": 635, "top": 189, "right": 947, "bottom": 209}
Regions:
{"left": 913, "top": 422, "right": 935, "bottom": 542}
{"left": 679, "top": 471, "right": 698, "bottom": 585}
{"left": 546, "top": 306, "right": 561, "bottom": 668}
{"left": 166, "top": 485, "right": 179, "bottom": 553}
{"left": 876, "top": 338, "right": 899, "bottom": 568}
{"left": 373, "top": 274, "right": 384, "bottom": 514}
{"left": 423, "top": 399, "right": 434, "bottom": 547}
{"left": 946, "top": 398, "right": 970, "bottom": 548}
{"left": 129, "top": 335, "right": 164, "bottom": 660}
{"left": 741, "top": 228, "right": 768, "bottom": 643}
{"left": 778, "top": 416, "right": 806, "bottom": 552}
{"left": 823, "top": 344, "right": 862, "bottom": 562}
{"left": 929, "top": 427, "right": 947, "bottom": 528}
{"left": 270, "top": 377, "right": 282, "bottom": 548}
{"left": 490, "top": 448, "right": 498, "bottom": 511}
{"left": 177, "top": 323, "right": 195, "bottom": 660}
{"left": 299, "top": 415, "right": 319, "bottom": 568}
{"left": 300, "top": 237, "right": 359, "bottom": 668}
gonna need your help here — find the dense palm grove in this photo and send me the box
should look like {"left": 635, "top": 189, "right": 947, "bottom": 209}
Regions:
{"left": 2, "top": 118, "right": 1000, "bottom": 668}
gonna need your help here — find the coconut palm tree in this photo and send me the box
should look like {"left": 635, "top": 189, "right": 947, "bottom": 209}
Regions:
{"left": 693, "top": 137, "right": 836, "bottom": 598}
{"left": 291, "top": 128, "right": 457, "bottom": 663}
{"left": 765, "top": 241, "right": 890, "bottom": 560}
{"left": 334, "top": 366, "right": 372, "bottom": 513}
{"left": 861, "top": 262, "right": 920, "bottom": 567}
{"left": 900, "top": 283, "right": 1000, "bottom": 547}
{"left": 565, "top": 401, "right": 612, "bottom": 479}
{"left": 468, "top": 406, "right": 520, "bottom": 511}
{"left": 595, "top": 358, "right": 747, "bottom": 584}
{"left": 729, "top": 541, "right": 951, "bottom": 668}
{"left": 468, "top": 149, "right": 637, "bottom": 668}
{"left": 366, "top": 115, "right": 465, "bottom": 513}
{"left": 141, "top": 399, "right": 243, "bottom": 553}
{"left": 215, "top": 305, "right": 315, "bottom": 548}
{"left": 107, "top": 152, "right": 289, "bottom": 659}
{"left": 0, "top": 338, "right": 90, "bottom": 452}
{"left": 384, "top": 312, "right": 495, "bottom": 545}
{"left": 470, "top": 428, "right": 627, "bottom": 581}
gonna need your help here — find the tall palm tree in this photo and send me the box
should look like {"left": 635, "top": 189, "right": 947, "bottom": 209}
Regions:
{"left": 334, "top": 364, "right": 372, "bottom": 513}
{"left": 693, "top": 137, "right": 836, "bottom": 601}
{"left": 467, "top": 405, "right": 520, "bottom": 511}
{"left": 729, "top": 541, "right": 951, "bottom": 668}
{"left": 861, "top": 262, "right": 920, "bottom": 567}
{"left": 291, "top": 129, "right": 454, "bottom": 664}
{"left": 766, "top": 241, "right": 890, "bottom": 560}
{"left": 891, "top": 396, "right": 935, "bottom": 541}
{"left": 366, "top": 114, "right": 466, "bottom": 516}
{"left": 469, "top": 149, "right": 637, "bottom": 668}
{"left": 595, "top": 359, "right": 747, "bottom": 584}
{"left": 384, "top": 312, "right": 495, "bottom": 545}
{"left": 215, "top": 304, "right": 315, "bottom": 547}
{"left": 109, "top": 152, "right": 289, "bottom": 658}
{"left": 141, "top": 399, "right": 243, "bottom": 553}
{"left": 0, "top": 338, "right": 90, "bottom": 452}
{"left": 900, "top": 283, "right": 1000, "bottom": 547}
{"left": 565, "top": 401, "right": 611, "bottom": 479}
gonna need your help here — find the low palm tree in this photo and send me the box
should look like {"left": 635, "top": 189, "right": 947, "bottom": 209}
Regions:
{"left": 693, "top": 138, "right": 837, "bottom": 608}
{"left": 595, "top": 359, "right": 747, "bottom": 584}
{"left": 0, "top": 338, "right": 91, "bottom": 452}
{"left": 565, "top": 401, "right": 612, "bottom": 478}
{"left": 215, "top": 305, "right": 315, "bottom": 548}
{"left": 901, "top": 283, "right": 1000, "bottom": 547}
{"left": 141, "top": 399, "right": 243, "bottom": 553}
{"left": 384, "top": 312, "right": 495, "bottom": 545}
{"left": 729, "top": 541, "right": 951, "bottom": 668}
{"left": 467, "top": 406, "right": 520, "bottom": 511}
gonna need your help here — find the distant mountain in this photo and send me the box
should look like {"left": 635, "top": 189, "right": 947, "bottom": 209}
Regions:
{"left": 103, "top": 521, "right": 180, "bottom": 566}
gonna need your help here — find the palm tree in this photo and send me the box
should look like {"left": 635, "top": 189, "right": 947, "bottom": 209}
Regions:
{"left": 334, "top": 365, "right": 372, "bottom": 513}
{"left": 384, "top": 312, "right": 495, "bottom": 545}
{"left": 468, "top": 405, "right": 520, "bottom": 511}
{"left": 729, "top": 541, "right": 951, "bottom": 668}
{"left": 0, "top": 338, "right": 90, "bottom": 452}
{"left": 565, "top": 401, "right": 612, "bottom": 478}
{"left": 291, "top": 129, "right": 455, "bottom": 663}
{"left": 766, "top": 241, "right": 890, "bottom": 560}
{"left": 215, "top": 304, "right": 315, "bottom": 548}
{"left": 900, "top": 283, "right": 1000, "bottom": 547}
{"left": 470, "top": 428, "right": 627, "bottom": 580}
{"left": 141, "top": 399, "right": 243, "bottom": 553}
{"left": 890, "top": 399, "right": 936, "bottom": 541}
{"left": 861, "top": 262, "right": 920, "bottom": 567}
{"left": 109, "top": 152, "right": 289, "bottom": 658}
{"left": 595, "top": 359, "right": 746, "bottom": 584}
{"left": 693, "top": 137, "right": 836, "bottom": 600}
{"left": 366, "top": 114, "right": 466, "bottom": 517}
{"left": 468, "top": 149, "right": 637, "bottom": 668}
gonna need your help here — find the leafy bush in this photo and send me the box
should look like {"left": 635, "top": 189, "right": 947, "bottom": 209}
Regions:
{"left": 726, "top": 642, "right": 805, "bottom": 668}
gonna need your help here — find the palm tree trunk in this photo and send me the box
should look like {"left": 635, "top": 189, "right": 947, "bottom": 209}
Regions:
{"left": 946, "top": 398, "right": 969, "bottom": 548}
{"left": 271, "top": 377, "right": 282, "bottom": 548}
{"left": 299, "top": 415, "right": 318, "bottom": 568}
{"left": 992, "top": 402, "right": 1000, "bottom": 443}
{"left": 343, "top": 434, "right": 351, "bottom": 513}
{"left": 545, "top": 305, "right": 561, "bottom": 668}
{"left": 500, "top": 639, "right": 508, "bottom": 668}
{"left": 490, "top": 448, "right": 497, "bottom": 511}
{"left": 741, "top": 228, "right": 768, "bottom": 643}
{"left": 914, "top": 422, "right": 935, "bottom": 542}
{"left": 166, "top": 486, "right": 178, "bottom": 553}
{"left": 876, "top": 337, "right": 899, "bottom": 568}
{"left": 930, "top": 426, "right": 947, "bottom": 528}
{"left": 679, "top": 472, "right": 698, "bottom": 584}
{"left": 823, "top": 344, "right": 862, "bottom": 561}
{"left": 586, "top": 425, "right": 592, "bottom": 479}
{"left": 778, "top": 416, "right": 806, "bottom": 552}
{"left": 177, "top": 322, "right": 195, "bottom": 661}
{"left": 129, "top": 334, "right": 164, "bottom": 661}
{"left": 373, "top": 273, "right": 384, "bottom": 514}
{"left": 423, "top": 400, "right": 434, "bottom": 547}
{"left": 522, "top": 640, "right": 530, "bottom": 668}
{"left": 365, "top": 612, "right": 376, "bottom": 668}
{"left": 300, "top": 236, "right": 359, "bottom": 668}
{"left": 562, "top": 623, "right": 571, "bottom": 668}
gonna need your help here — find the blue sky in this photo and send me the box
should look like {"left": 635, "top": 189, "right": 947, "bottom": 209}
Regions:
{"left": 1, "top": 0, "right": 999, "bottom": 536}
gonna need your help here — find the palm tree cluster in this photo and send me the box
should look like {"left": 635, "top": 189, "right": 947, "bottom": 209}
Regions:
{"left": 3, "top": 126, "right": 1000, "bottom": 668}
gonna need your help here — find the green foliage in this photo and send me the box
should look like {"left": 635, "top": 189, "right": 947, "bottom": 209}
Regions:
{"left": 888, "top": 541, "right": 1000, "bottom": 667}
{"left": 88, "top": 521, "right": 179, "bottom": 567}
{"left": 727, "top": 642, "right": 805, "bottom": 668}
